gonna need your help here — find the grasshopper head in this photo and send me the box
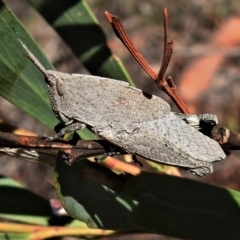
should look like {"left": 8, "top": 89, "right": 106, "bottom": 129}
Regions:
{"left": 19, "top": 40, "right": 68, "bottom": 122}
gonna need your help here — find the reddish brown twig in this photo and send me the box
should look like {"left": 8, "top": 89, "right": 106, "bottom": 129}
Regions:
{"left": 0, "top": 131, "right": 126, "bottom": 164}
{"left": 105, "top": 11, "right": 156, "bottom": 80}
{"left": 157, "top": 8, "right": 172, "bottom": 82}
{"left": 105, "top": 9, "right": 190, "bottom": 114}
{"left": 0, "top": 131, "right": 133, "bottom": 188}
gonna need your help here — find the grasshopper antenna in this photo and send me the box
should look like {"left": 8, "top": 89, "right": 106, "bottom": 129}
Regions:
{"left": 18, "top": 39, "right": 48, "bottom": 78}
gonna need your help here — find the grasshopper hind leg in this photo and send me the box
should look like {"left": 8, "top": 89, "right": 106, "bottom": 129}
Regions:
{"left": 188, "top": 162, "right": 213, "bottom": 176}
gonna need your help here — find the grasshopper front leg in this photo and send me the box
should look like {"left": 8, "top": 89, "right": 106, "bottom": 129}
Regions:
{"left": 39, "top": 122, "right": 86, "bottom": 141}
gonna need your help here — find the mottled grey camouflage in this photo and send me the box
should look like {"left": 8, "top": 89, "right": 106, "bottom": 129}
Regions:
{"left": 20, "top": 40, "right": 226, "bottom": 176}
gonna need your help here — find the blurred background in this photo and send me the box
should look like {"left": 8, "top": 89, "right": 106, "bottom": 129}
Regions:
{"left": 1, "top": 0, "right": 240, "bottom": 205}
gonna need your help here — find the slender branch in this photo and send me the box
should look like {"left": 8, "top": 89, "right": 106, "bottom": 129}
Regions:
{"left": 0, "top": 131, "right": 138, "bottom": 188}
{"left": 155, "top": 9, "right": 189, "bottom": 113}
{"left": 0, "top": 131, "right": 125, "bottom": 164}
{"left": 105, "top": 11, "right": 156, "bottom": 80}
{"left": 158, "top": 8, "right": 169, "bottom": 81}
{"left": 105, "top": 9, "right": 190, "bottom": 114}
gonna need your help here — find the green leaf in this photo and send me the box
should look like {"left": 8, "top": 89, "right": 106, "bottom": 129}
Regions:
{"left": 127, "top": 172, "right": 240, "bottom": 240}
{"left": 54, "top": 151, "right": 137, "bottom": 230}
{"left": 0, "top": 233, "right": 31, "bottom": 240}
{"left": 55, "top": 157, "right": 240, "bottom": 240}
{"left": 28, "top": 0, "right": 134, "bottom": 85}
{"left": 66, "top": 219, "right": 89, "bottom": 228}
{"left": 0, "top": 175, "right": 52, "bottom": 225}
{"left": 0, "top": 214, "right": 48, "bottom": 226}
{"left": 0, "top": 1, "right": 57, "bottom": 129}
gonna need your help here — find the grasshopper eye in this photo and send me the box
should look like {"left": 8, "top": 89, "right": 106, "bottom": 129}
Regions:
{"left": 56, "top": 77, "right": 65, "bottom": 96}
